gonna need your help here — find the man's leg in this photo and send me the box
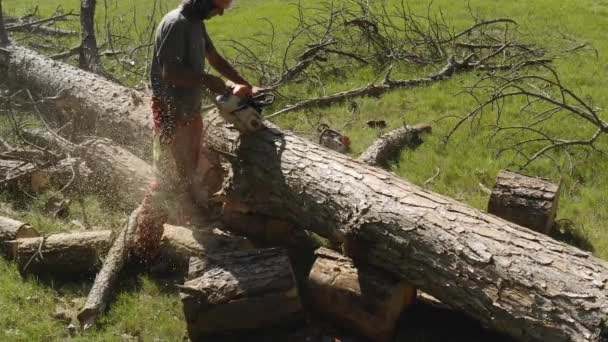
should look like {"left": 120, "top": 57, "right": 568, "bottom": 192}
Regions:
{"left": 167, "top": 114, "right": 203, "bottom": 225}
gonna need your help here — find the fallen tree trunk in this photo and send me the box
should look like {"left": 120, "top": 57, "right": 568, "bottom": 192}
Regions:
{"left": 203, "top": 110, "right": 608, "bottom": 342}
{"left": 0, "top": 45, "right": 151, "bottom": 152}
{"left": 22, "top": 129, "right": 153, "bottom": 207}
{"left": 2, "top": 44, "right": 608, "bottom": 341}
{"left": 358, "top": 123, "right": 431, "bottom": 168}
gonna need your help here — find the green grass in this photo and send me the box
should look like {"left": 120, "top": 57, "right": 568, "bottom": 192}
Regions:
{"left": 2, "top": 0, "right": 608, "bottom": 340}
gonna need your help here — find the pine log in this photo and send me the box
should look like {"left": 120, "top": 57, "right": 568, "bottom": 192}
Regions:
{"left": 202, "top": 110, "right": 608, "bottom": 342}
{"left": 0, "top": 216, "right": 39, "bottom": 248}
{"left": 77, "top": 205, "right": 141, "bottom": 329}
{"left": 6, "top": 230, "right": 112, "bottom": 274}
{"left": 1, "top": 45, "right": 151, "bottom": 150}
{"left": 488, "top": 170, "right": 560, "bottom": 234}
{"left": 22, "top": 128, "right": 153, "bottom": 207}
{"left": 180, "top": 248, "right": 303, "bottom": 340}
{"left": 2, "top": 45, "right": 608, "bottom": 341}
{"left": 307, "top": 247, "right": 417, "bottom": 341}
{"left": 0, "top": 158, "right": 35, "bottom": 185}
{"left": 357, "top": 123, "right": 432, "bottom": 167}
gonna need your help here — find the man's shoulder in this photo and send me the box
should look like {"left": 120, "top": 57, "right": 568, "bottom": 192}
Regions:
{"left": 159, "top": 8, "right": 188, "bottom": 27}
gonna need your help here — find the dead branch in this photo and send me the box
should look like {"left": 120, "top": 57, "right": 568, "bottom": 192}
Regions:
{"left": 444, "top": 63, "right": 608, "bottom": 168}
{"left": 78, "top": 205, "right": 141, "bottom": 330}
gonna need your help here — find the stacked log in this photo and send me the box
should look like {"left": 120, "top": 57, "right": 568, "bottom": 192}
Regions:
{"left": 180, "top": 248, "right": 303, "bottom": 340}
{"left": 488, "top": 170, "right": 560, "bottom": 234}
{"left": 307, "top": 247, "right": 417, "bottom": 341}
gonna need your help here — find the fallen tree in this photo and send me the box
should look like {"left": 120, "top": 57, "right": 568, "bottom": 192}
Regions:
{"left": 203, "top": 110, "right": 608, "bottom": 342}
{"left": 2, "top": 45, "right": 608, "bottom": 342}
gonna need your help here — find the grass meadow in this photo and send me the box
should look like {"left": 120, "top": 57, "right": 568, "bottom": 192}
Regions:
{"left": 1, "top": 0, "right": 607, "bottom": 340}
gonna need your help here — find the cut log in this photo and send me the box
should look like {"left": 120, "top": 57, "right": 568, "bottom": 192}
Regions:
{"left": 202, "top": 110, "right": 608, "bottom": 342}
{"left": 0, "top": 158, "right": 36, "bottom": 186}
{"left": 307, "top": 247, "right": 417, "bottom": 341}
{"left": 0, "top": 216, "right": 39, "bottom": 246}
{"left": 357, "top": 123, "right": 431, "bottom": 168}
{"left": 6, "top": 230, "right": 112, "bottom": 274}
{"left": 488, "top": 170, "right": 560, "bottom": 234}
{"left": 77, "top": 205, "right": 141, "bottom": 329}
{"left": 180, "top": 248, "right": 303, "bottom": 340}
{"left": 3, "top": 45, "right": 608, "bottom": 341}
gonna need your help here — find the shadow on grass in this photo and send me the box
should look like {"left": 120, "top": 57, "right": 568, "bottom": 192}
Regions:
{"left": 549, "top": 219, "right": 595, "bottom": 253}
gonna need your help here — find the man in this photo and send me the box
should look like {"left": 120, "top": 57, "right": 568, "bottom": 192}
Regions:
{"left": 132, "top": 0, "right": 260, "bottom": 260}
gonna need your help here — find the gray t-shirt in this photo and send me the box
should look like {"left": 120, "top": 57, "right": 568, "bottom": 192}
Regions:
{"left": 150, "top": 8, "right": 214, "bottom": 116}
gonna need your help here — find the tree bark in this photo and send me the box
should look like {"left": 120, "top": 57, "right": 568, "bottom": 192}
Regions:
{"left": 307, "top": 247, "right": 417, "bottom": 341}
{"left": 357, "top": 123, "right": 431, "bottom": 168}
{"left": 79, "top": 0, "right": 104, "bottom": 75}
{"left": 180, "top": 248, "right": 303, "bottom": 340}
{"left": 0, "top": 216, "right": 39, "bottom": 243}
{"left": 488, "top": 170, "right": 560, "bottom": 234}
{"left": 0, "top": 0, "right": 9, "bottom": 45}
{"left": 202, "top": 110, "right": 608, "bottom": 342}
{"left": 6, "top": 230, "right": 111, "bottom": 274}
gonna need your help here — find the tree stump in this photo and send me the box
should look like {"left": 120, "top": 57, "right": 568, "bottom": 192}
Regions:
{"left": 488, "top": 170, "right": 560, "bottom": 234}
{"left": 180, "top": 248, "right": 303, "bottom": 340}
{"left": 307, "top": 247, "right": 417, "bottom": 341}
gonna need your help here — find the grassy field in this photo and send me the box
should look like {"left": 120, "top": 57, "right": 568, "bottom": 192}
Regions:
{"left": 1, "top": 0, "right": 608, "bottom": 340}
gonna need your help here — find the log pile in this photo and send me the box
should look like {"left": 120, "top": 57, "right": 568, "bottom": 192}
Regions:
{"left": 180, "top": 248, "right": 303, "bottom": 340}
{"left": 1, "top": 44, "right": 608, "bottom": 342}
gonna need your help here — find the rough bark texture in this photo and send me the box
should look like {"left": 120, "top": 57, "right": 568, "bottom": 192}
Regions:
{"left": 307, "top": 247, "right": 417, "bottom": 341}
{"left": 0, "top": 45, "right": 151, "bottom": 151}
{"left": 180, "top": 248, "right": 303, "bottom": 340}
{"left": 77, "top": 206, "right": 141, "bottom": 329}
{"left": 0, "top": 0, "right": 9, "bottom": 45}
{"left": 7, "top": 230, "right": 111, "bottom": 274}
{"left": 358, "top": 123, "right": 432, "bottom": 167}
{"left": 488, "top": 170, "right": 560, "bottom": 234}
{"left": 203, "top": 110, "right": 608, "bottom": 342}
{"left": 0, "top": 216, "right": 39, "bottom": 242}
{"left": 79, "top": 0, "right": 103, "bottom": 74}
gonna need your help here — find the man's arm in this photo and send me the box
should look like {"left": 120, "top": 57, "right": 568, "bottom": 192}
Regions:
{"left": 205, "top": 47, "right": 250, "bottom": 87}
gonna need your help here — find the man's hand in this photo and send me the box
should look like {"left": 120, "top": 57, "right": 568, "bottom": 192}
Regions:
{"left": 226, "top": 80, "right": 265, "bottom": 97}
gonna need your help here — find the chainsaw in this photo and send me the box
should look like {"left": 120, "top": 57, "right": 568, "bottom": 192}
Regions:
{"left": 215, "top": 92, "right": 274, "bottom": 133}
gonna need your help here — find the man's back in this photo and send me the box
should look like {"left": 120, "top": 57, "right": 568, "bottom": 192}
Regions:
{"left": 150, "top": 7, "right": 212, "bottom": 115}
